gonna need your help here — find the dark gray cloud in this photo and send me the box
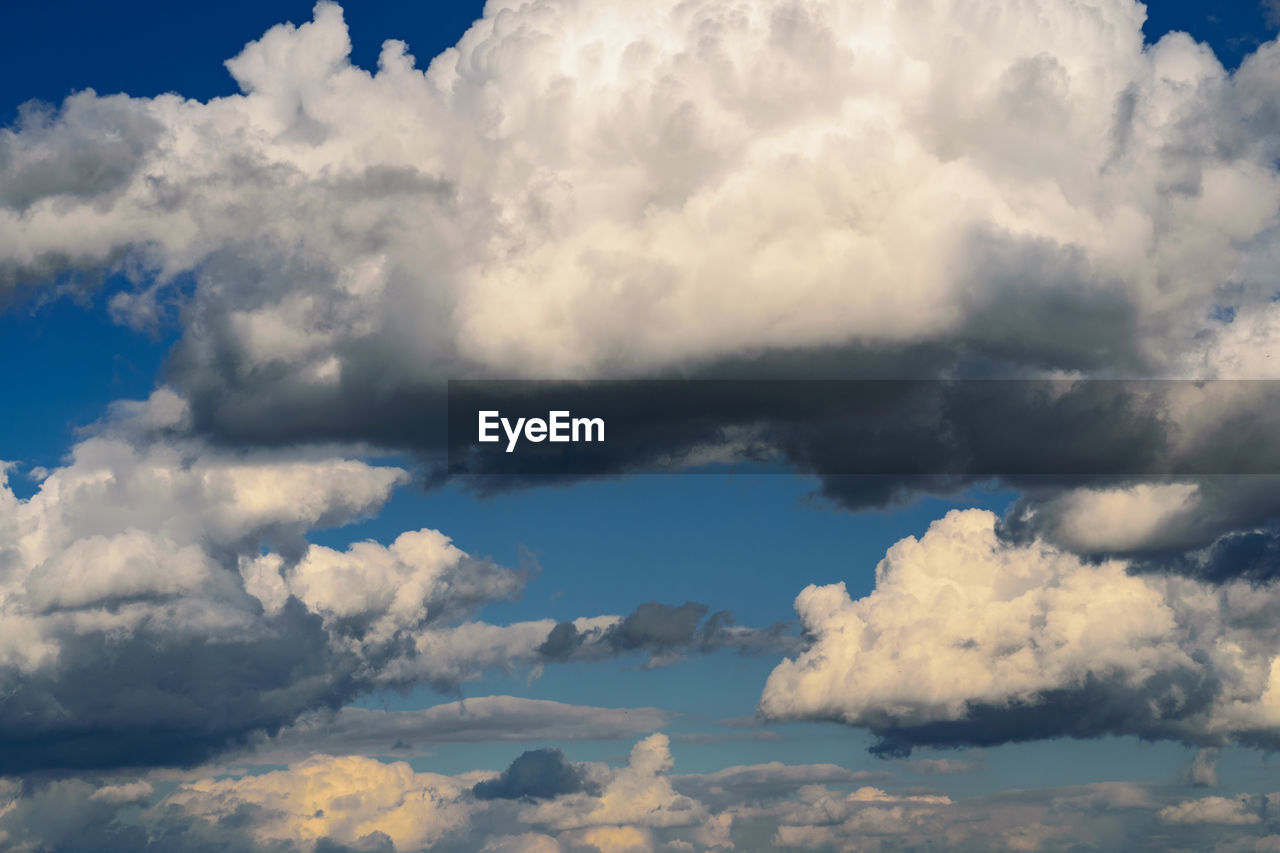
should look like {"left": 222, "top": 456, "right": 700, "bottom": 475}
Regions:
{"left": 440, "top": 380, "right": 1280, "bottom": 590}
{"left": 862, "top": 670, "right": 1224, "bottom": 759}
{"left": 472, "top": 748, "right": 596, "bottom": 801}
{"left": 1001, "top": 474, "right": 1280, "bottom": 578}
{"left": 536, "top": 601, "right": 800, "bottom": 664}
{"left": 1130, "top": 527, "right": 1280, "bottom": 584}
{"left": 0, "top": 601, "right": 357, "bottom": 774}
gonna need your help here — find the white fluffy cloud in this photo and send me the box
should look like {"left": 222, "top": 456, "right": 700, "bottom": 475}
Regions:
{"left": 2, "top": 0, "right": 1278, "bottom": 449}
{"left": 760, "top": 508, "right": 1280, "bottom": 753}
{"left": 0, "top": 429, "right": 409, "bottom": 673}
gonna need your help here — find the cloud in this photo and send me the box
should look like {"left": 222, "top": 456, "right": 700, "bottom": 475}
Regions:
{"left": 88, "top": 780, "right": 155, "bottom": 805}
{"left": 1158, "top": 795, "right": 1261, "bottom": 825}
{"left": 9, "top": 0, "right": 1280, "bottom": 597}
{"left": 755, "top": 780, "right": 1167, "bottom": 852}
{"left": 482, "top": 834, "right": 563, "bottom": 853}
{"left": 537, "top": 601, "right": 798, "bottom": 666}
{"left": 898, "top": 759, "right": 980, "bottom": 776}
{"left": 1186, "top": 748, "right": 1219, "bottom": 788}
{"left": 5, "top": 747, "right": 1280, "bottom": 852}
{"left": 0, "top": 405, "right": 780, "bottom": 772}
{"left": 439, "top": 381, "right": 1280, "bottom": 598}
{"left": 163, "top": 755, "right": 474, "bottom": 851}
{"left": 673, "top": 763, "right": 879, "bottom": 813}
{"left": 473, "top": 749, "right": 597, "bottom": 801}
{"left": 0, "top": 423, "right": 561, "bottom": 771}
{"left": 522, "top": 734, "right": 706, "bottom": 831}
{"left": 759, "top": 508, "right": 1280, "bottom": 755}
{"left": 0, "top": 427, "right": 425, "bottom": 772}
{"left": 0, "top": 1, "right": 1277, "bottom": 452}
{"left": 0, "top": 734, "right": 717, "bottom": 851}
{"left": 249, "top": 697, "right": 667, "bottom": 761}
{"left": 765, "top": 782, "right": 954, "bottom": 851}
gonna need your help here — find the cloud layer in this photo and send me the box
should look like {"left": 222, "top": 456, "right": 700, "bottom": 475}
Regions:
{"left": 5, "top": 736, "right": 1280, "bottom": 852}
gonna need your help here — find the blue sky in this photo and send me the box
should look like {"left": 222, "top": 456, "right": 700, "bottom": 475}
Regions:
{"left": 4, "top": 2, "right": 1280, "bottom": 851}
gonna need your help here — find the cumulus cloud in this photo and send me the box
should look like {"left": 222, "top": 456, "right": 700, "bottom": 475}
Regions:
{"left": 482, "top": 834, "right": 563, "bottom": 853}
{"left": 522, "top": 734, "right": 706, "bottom": 831}
{"left": 760, "top": 508, "right": 1280, "bottom": 755}
{"left": 377, "top": 602, "right": 792, "bottom": 693}
{"left": 1, "top": 0, "right": 1278, "bottom": 451}
{"left": 10, "top": 0, "right": 1280, "bottom": 609}
{"left": 164, "top": 755, "right": 474, "bottom": 851}
{"left": 0, "top": 429, "right": 561, "bottom": 770}
{"left": 0, "top": 424, "right": 427, "bottom": 771}
{"left": 0, "top": 399, "right": 783, "bottom": 773}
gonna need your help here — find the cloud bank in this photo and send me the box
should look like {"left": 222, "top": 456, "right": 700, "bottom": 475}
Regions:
{"left": 5, "top": 737, "right": 1280, "bottom": 852}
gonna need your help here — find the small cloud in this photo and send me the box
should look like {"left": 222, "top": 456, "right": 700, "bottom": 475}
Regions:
{"left": 1158, "top": 796, "right": 1259, "bottom": 825}
{"left": 1185, "top": 748, "right": 1218, "bottom": 788}
{"left": 901, "top": 758, "right": 981, "bottom": 775}
{"left": 472, "top": 748, "right": 597, "bottom": 801}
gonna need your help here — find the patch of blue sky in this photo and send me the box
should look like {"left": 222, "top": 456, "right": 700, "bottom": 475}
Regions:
{"left": 321, "top": 474, "right": 1019, "bottom": 629}
{"left": 0, "top": 274, "right": 175, "bottom": 491}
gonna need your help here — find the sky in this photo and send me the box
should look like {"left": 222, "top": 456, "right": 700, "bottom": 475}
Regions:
{"left": 3, "top": 1, "right": 1280, "bottom": 851}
